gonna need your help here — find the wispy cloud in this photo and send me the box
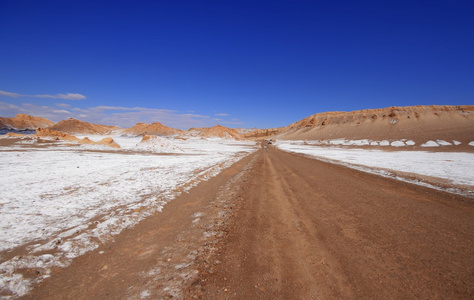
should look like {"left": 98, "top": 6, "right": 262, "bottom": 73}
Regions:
{"left": 0, "top": 90, "right": 86, "bottom": 100}
{"left": 53, "top": 109, "right": 71, "bottom": 114}
{"left": 214, "top": 113, "right": 229, "bottom": 117}
{"left": 35, "top": 93, "right": 85, "bottom": 100}
{"left": 0, "top": 102, "right": 233, "bottom": 129}
{"left": 55, "top": 103, "right": 71, "bottom": 108}
{"left": 0, "top": 91, "right": 21, "bottom": 98}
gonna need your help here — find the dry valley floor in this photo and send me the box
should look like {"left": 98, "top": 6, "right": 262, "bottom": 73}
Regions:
{"left": 22, "top": 146, "right": 474, "bottom": 299}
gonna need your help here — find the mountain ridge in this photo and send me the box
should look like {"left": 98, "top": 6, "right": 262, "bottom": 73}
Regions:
{"left": 1, "top": 105, "right": 473, "bottom": 142}
{"left": 244, "top": 105, "right": 474, "bottom": 144}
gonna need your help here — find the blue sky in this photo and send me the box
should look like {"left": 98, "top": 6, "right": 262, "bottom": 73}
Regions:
{"left": 1, "top": 0, "right": 473, "bottom": 129}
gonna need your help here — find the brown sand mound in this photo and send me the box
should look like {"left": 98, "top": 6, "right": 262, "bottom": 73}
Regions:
{"left": 123, "top": 122, "right": 184, "bottom": 136}
{"left": 35, "top": 128, "right": 120, "bottom": 148}
{"left": 187, "top": 125, "right": 243, "bottom": 140}
{"left": 97, "top": 137, "right": 120, "bottom": 148}
{"left": 245, "top": 105, "right": 474, "bottom": 145}
{"left": 48, "top": 118, "right": 120, "bottom": 135}
{"left": 0, "top": 114, "right": 55, "bottom": 130}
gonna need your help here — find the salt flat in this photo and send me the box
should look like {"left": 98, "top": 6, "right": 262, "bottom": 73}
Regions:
{"left": 2, "top": 135, "right": 474, "bottom": 298}
{"left": 0, "top": 135, "right": 257, "bottom": 297}
{"left": 277, "top": 140, "right": 474, "bottom": 195}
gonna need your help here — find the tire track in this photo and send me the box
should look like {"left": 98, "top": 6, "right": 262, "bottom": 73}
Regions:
{"left": 193, "top": 146, "right": 474, "bottom": 299}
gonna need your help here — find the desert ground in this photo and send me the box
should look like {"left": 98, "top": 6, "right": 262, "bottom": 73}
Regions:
{"left": 1, "top": 106, "right": 474, "bottom": 299}
{"left": 0, "top": 138, "right": 472, "bottom": 299}
{"left": 189, "top": 145, "right": 474, "bottom": 299}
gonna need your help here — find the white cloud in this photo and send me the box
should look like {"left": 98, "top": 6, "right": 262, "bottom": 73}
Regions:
{"left": 72, "top": 108, "right": 88, "bottom": 112}
{"left": 53, "top": 110, "right": 71, "bottom": 114}
{"left": 215, "top": 113, "right": 229, "bottom": 117}
{"left": 0, "top": 90, "right": 21, "bottom": 98}
{"left": 94, "top": 106, "right": 143, "bottom": 111}
{"left": 0, "top": 90, "right": 86, "bottom": 100}
{"left": 179, "top": 113, "right": 210, "bottom": 119}
{"left": 34, "top": 93, "right": 86, "bottom": 100}
{"left": 55, "top": 103, "right": 71, "bottom": 108}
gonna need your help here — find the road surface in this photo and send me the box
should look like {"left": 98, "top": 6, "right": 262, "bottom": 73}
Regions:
{"left": 189, "top": 146, "right": 474, "bottom": 299}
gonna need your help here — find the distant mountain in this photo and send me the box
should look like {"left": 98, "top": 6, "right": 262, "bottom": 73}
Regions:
{"left": 0, "top": 114, "right": 55, "bottom": 130}
{"left": 245, "top": 105, "right": 474, "bottom": 144}
{"left": 48, "top": 118, "right": 120, "bottom": 135}
{"left": 187, "top": 125, "right": 243, "bottom": 140}
{"left": 2, "top": 105, "right": 472, "bottom": 144}
{"left": 123, "top": 122, "right": 184, "bottom": 136}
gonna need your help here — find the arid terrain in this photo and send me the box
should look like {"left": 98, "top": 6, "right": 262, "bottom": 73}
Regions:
{"left": 1, "top": 105, "right": 473, "bottom": 299}
{"left": 189, "top": 146, "right": 474, "bottom": 299}
{"left": 245, "top": 105, "right": 474, "bottom": 151}
{"left": 11, "top": 145, "right": 474, "bottom": 299}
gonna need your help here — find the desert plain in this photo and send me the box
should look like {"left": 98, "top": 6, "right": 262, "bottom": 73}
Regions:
{"left": 0, "top": 105, "right": 473, "bottom": 299}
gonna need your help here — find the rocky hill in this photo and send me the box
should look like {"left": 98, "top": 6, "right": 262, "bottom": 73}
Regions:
{"left": 2, "top": 105, "right": 472, "bottom": 145}
{"left": 123, "top": 122, "right": 184, "bottom": 136}
{"left": 48, "top": 118, "right": 120, "bottom": 135}
{"left": 187, "top": 125, "right": 243, "bottom": 140}
{"left": 0, "top": 114, "right": 55, "bottom": 130}
{"left": 246, "top": 105, "right": 474, "bottom": 145}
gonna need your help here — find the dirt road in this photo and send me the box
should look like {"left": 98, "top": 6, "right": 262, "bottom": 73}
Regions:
{"left": 189, "top": 146, "right": 474, "bottom": 299}
{"left": 20, "top": 146, "right": 474, "bottom": 299}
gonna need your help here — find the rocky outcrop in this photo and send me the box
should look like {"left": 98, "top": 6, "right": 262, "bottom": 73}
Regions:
{"left": 243, "top": 127, "right": 285, "bottom": 139}
{"left": 96, "top": 137, "right": 120, "bottom": 148}
{"left": 242, "top": 105, "right": 474, "bottom": 145}
{"left": 275, "top": 105, "right": 474, "bottom": 143}
{"left": 187, "top": 125, "right": 243, "bottom": 140}
{"left": 0, "top": 114, "right": 55, "bottom": 130}
{"left": 35, "top": 128, "right": 71, "bottom": 139}
{"left": 35, "top": 128, "right": 120, "bottom": 148}
{"left": 123, "top": 122, "right": 184, "bottom": 136}
{"left": 48, "top": 118, "right": 119, "bottom": 135}
{"left": 286, "top": 105, "right": 473, "bottom": 130}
